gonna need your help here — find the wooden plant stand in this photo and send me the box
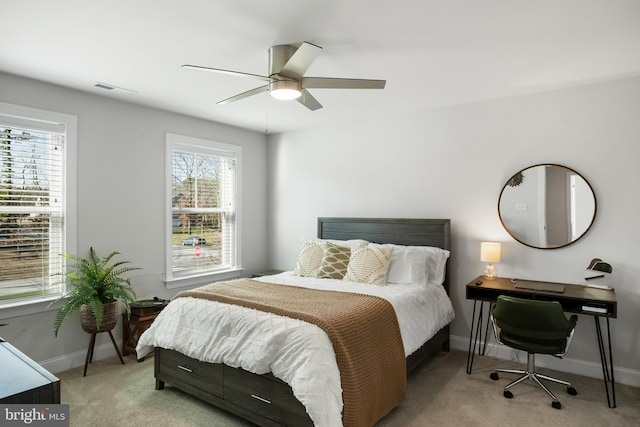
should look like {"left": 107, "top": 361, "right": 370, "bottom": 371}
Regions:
{"left": 83, "top": 330, "right": 124, "bottom": 377}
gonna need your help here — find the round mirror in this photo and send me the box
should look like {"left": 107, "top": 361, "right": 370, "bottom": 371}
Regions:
{"left": 498, "top": 164, "right": 596, "bottom": 249}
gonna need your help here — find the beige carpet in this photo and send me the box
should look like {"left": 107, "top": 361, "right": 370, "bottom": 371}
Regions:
{"left": 57, "top": 349, "right": 639, "bottom": 426}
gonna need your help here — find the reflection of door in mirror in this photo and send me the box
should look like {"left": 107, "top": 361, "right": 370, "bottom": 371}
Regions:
{"left": 572, "top": 175, "right": 595, "bottom": 241}
{"left": 498, "top": 164, "right": 596, "bottom": 249}
{"left": 545, "top": 165, "right": 569, "bottom": 247}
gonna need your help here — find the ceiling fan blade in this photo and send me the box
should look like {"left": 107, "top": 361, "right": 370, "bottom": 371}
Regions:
{"left": 277, "top": 42, "right": 322, "bottom": 78}
{"left": 217, "top": 85, "right": 268, "bottom": 105}
{"left": 182, "top": 64, "right": 271, "bottom": 82}
{"left": 302, "top": 77, "right": 386, "bottom": 90}
{"left": 297, "top": 89, "right": 323, "bottom": 111}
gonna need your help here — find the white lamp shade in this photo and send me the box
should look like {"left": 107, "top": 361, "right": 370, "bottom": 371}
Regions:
{"left": 480, "top": 242, "right": 501, "bottom": 263}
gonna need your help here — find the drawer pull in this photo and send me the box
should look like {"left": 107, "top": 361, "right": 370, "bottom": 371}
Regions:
{"left": 251, "top": 394, "right": 271, "bottom": 404}
{"left": 177, "top": 365, "right": 193, "bottom": 373}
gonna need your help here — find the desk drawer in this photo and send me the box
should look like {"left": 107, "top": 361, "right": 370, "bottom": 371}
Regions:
{"left": 223, "top": 366, "right": 312, "bottom": 426}
{"left": 156, "top": 349, "right": 223, "bottom": 397}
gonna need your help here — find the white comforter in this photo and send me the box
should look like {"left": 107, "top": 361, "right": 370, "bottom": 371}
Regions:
{"left": 136, "top": 272, "right": 455, "bottom": 427}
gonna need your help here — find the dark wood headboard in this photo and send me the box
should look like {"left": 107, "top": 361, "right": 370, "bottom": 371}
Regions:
{"left": 317, "top": 217, "right": 451, "bottom": 292}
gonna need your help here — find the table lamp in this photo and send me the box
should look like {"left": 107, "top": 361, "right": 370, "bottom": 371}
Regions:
{"left": 481, "top": 242, "right": 501, "bottom": 279}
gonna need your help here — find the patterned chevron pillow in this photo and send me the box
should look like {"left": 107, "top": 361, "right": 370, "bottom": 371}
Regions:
{"left": 317, "top": 243, "right": 351, "bottom": 279}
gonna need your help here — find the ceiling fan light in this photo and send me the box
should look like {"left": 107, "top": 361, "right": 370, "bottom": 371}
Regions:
{"left": 269, "top": 79, "right": 302, "bottom": 100}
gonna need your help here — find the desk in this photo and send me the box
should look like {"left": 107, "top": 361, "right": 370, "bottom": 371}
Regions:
{"left": 465, "top": 276, "right": 617, "bottom": 408}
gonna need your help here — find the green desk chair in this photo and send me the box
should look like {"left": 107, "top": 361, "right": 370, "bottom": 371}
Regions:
{"left": 490, "top": 295, "right": 578, "bottom": 409}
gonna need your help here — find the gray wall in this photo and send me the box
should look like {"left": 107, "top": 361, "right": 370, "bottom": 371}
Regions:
{"left": 266, "top": 76, "right": 640, "bottom": 386}
{"left": 2, "top": 70, "right": 639, "bottom": 389}
{"left": 0, "top": 72, "right": 268, "bottom": 372}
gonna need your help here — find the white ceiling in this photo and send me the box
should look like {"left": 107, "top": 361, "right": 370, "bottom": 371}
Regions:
{"left": 2, "top": 1, "right": 640, "bottom": 134}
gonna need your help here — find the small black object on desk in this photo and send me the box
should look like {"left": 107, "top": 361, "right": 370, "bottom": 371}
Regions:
{"left": 475, "top": 280, "right": 483, "bottom": 286}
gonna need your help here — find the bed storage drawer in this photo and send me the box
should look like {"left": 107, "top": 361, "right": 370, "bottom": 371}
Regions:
{"left": 156, "top": 349, "right": 223, "bottom": 397}
{"left": 224, "top": 366, "right": 313, "bottom": 427}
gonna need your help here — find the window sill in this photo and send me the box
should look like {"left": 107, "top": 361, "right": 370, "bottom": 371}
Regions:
{"left": 164, "top": 268, "right": 245, "bottom": 290}
{"left": 0, "top": 295, "right": 59, "bottom": 320}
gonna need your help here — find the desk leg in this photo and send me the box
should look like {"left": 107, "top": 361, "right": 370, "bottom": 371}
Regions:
{"left": 595, "top": 316, "right": 616, "bottom": 408}
{"left": 467, "top": 301, "right": 492, "bottom": 374}
{"left": 482, "top": 303, "right": 492, "bottom": 355}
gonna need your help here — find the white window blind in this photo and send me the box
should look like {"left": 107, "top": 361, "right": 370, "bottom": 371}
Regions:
{"left": 0, "top": 116, "right": 65, "bottom": 303}
{"left": 166, "top": 133, "right": 240, "bottom": 281}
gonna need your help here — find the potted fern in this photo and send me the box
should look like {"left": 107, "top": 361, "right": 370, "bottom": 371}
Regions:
{"left": 50, "top": 247, "right": 140, "bottom": 336}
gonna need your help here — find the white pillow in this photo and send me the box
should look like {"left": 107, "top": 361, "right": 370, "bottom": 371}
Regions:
{"left": 344, "top": 245, "right": 393, "bottom": 285}
{"left": 424, "top": 246, "right": 450, "bottom": 285}
{"left": 323, "top": 239, "right": 369, "bottom": 248}
{"left": 383, "top": 244, "right": 450, "bottom": 285}
{"left": 293, "top": 239, "right": 326, "bottom": 277}
{"left": 384, "top": 245, "right": 429, "bottom": 285}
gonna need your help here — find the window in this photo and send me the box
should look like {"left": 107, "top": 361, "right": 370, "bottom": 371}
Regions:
{"left": 166, "top": 133, "right": 241, "bottom": 285}
{"left": 0, "top": 102, "right": 76, "bottom": 308}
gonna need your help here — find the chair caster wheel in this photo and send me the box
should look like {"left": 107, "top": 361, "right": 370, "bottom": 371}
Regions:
{"left": 503, "top": 390, "right": 513, "bottom": 399}
{"left": 490, "top": 372, "right": 499, "bottom": 381}
{"left": 552, "top": 400, "right": 562, "bottom": 409}
{"left": 567, "top": 387, "right": 577, "bottom": 395}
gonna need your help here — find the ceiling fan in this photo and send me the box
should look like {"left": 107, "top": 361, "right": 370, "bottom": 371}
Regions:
{"left": 182, "top": 41, "right": 386, "bottom": 111}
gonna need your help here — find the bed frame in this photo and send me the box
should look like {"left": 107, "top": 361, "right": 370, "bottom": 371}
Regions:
{"left": 154, "top": 217, "right": 451, "bottom": 427}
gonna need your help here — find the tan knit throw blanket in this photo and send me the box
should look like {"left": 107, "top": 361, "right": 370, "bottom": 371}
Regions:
{"left": 176, "top": 279, "right": 407, "bottom": 427}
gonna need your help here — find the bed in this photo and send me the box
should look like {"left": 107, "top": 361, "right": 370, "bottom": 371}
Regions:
{"left": 137, "top": 217, "right": 454, "bottom": 427}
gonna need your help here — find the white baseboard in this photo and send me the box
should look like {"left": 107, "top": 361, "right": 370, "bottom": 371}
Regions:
{"left": 450, "top": 334, "right": 640, "bottom": 388}
{"left": 37, "top": 334, "right": 640, "bottom": 389}
{"left": 38, "top": 339, "right": 125, "bottom": 375}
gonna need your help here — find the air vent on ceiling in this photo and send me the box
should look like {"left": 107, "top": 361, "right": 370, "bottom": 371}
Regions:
{"left": 94, "top": 83, "right": 114, "bottom": 90}
{"left": 94, "top": 81, "right": 138, "bottom": 95}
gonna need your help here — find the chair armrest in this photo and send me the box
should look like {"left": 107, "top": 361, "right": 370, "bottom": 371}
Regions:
{"left": 569, "top": 314, "right": 578, "bottom": 329}
{"left": 564, "top": 314, "right": 579, "bottom": 348}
